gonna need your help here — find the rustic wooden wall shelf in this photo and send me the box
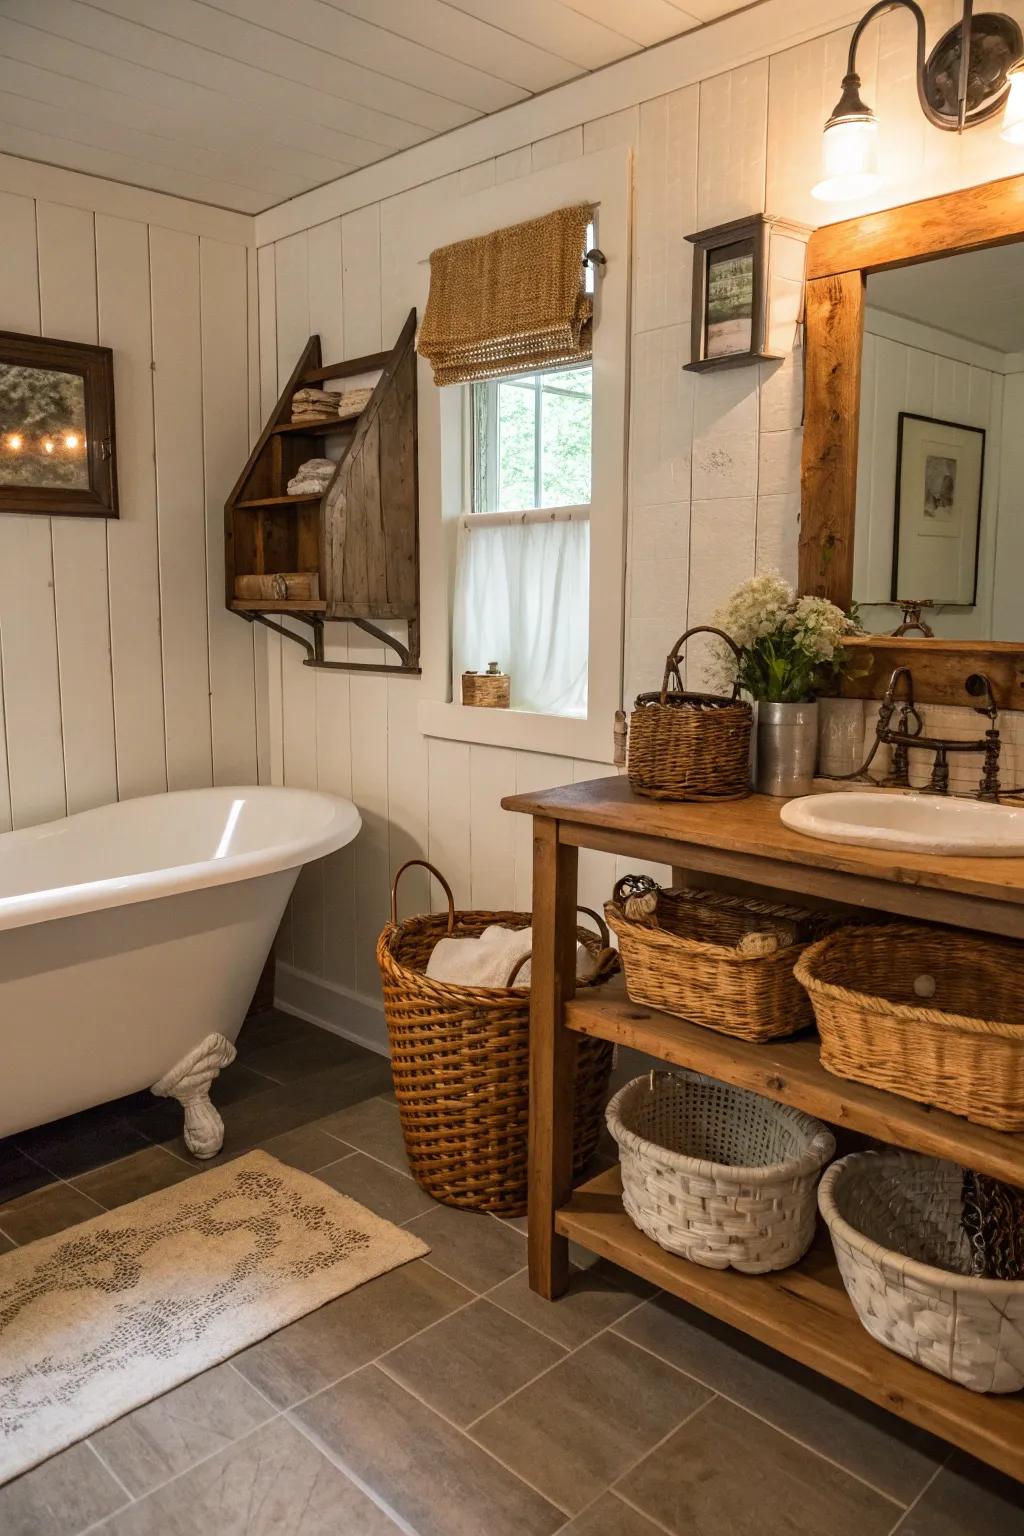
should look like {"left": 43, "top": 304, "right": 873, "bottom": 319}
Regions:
{"left": 225, "top": 308, "right": 419, "bottom": 675}
{"left": 504, "top": 776, "right": 1024, "bottom": 1484}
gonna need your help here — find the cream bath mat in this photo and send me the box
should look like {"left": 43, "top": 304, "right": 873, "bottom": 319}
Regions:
{"left": 0, "top": 1150, "right": 428, "bottom": 1484}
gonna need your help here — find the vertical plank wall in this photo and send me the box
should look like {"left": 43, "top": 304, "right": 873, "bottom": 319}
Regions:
{"left": 258, "top": 5, "right": 1024, "bottom": 1043}
{"left": 0, "top": 171, "right": 259, "bottom": 833}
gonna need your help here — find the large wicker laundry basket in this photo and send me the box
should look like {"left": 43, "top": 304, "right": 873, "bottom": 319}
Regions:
{"left": 377, "top": 860, "right": 618, "bottom": 1215}
{"left": 606, "top": 1071, "right": 834, "bottom": 1273}
{"left": 819, "top": 1150, "right": 1024, "bottom": 1393}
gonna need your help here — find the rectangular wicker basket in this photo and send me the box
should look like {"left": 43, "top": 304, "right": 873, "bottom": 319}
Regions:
{"left": 795, "top": 922, "right": 1024, "bottom": 1130}
{"left": 605, "top": 885, "right": 834, "bottom": 1041}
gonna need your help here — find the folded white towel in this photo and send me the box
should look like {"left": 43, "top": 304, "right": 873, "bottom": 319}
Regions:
{"left": 292, "top": 388, "right": 340, "bottom": 405}
{"left": 286, "top": 457, "right": 337, "bottom": 495}
{"left": 425, "top": 924, "right": 594, "bottom": 989}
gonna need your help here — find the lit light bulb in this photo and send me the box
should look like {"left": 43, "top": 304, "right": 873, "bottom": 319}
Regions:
{"left": 6, "top": 433, "right": 22, "bottom": 451}
{"left": 63, "top": 432, "right": 80, "bottom": 450}
{"left": 42, "top": 438, "right": 54, "bottom": 455}
{"left": 811, "top": 72, "right": 881, "bottom": 203}
{"left": 1001, "top": 66, "right": 1024, "bottom": 144}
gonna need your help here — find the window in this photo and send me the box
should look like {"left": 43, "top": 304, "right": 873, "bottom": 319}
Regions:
{"left": 453, "top": 364, "right": 592, "bottom": 719}
{"left": 416, "top": 145, "right": 629, "bottom": 761}
{"left": 472, "top": 365, "right": 593, "bottom": 513}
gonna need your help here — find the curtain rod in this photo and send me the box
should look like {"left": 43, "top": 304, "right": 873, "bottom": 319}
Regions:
{"left": 459, "top": 506, "right": 589, "bottom": 528}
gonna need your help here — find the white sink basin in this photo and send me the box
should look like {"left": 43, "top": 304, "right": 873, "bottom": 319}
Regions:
{"left": 780, "top": 791, "right": 1024, "bottom": 857}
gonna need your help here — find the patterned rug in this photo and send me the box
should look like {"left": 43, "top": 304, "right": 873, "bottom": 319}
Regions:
{"left": 0, "top": 1150, "right": 428, "bottom": 1483}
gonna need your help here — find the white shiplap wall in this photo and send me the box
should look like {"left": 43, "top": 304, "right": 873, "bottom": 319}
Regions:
{"left": 257, "top": 1, "right": 1024, "bottom": 1043}
{"left": 0, "top": 162, "right": 262, "bottom": 832}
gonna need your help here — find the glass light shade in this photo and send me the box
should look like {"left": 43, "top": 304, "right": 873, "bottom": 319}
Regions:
{"left": 811, "top": 116, "right": 881, "bottom": 202}
{"left": 1001, "top": 68, "right": 1024, "bottom": 144}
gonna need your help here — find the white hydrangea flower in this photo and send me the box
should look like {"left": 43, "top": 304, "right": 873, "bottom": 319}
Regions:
{"left": 702, "top": 572, "right": 851, "bottom": 695}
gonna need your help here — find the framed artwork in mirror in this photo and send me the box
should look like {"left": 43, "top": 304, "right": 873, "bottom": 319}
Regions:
{"left": 0, "top": 329, "right": 117, "bottom": 517}
{"left": 892, "top": 412, "right": 984, "bottom": 606}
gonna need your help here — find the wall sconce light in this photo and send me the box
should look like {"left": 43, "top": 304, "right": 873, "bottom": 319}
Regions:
{"left": 813, "top": 1, "right": 1024, "bottom": 202}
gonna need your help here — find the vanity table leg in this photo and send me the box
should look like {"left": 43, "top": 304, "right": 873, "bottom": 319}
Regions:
{"left": 528, "top": 816, "right": 578, "bottom": 1299}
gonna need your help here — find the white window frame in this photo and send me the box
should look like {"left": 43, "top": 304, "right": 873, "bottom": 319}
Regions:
{"left": 414, "top": 146, "right": 631, "bottom": 763}
{"left": 471, "top": 363, "right": 593, "bottom": 515}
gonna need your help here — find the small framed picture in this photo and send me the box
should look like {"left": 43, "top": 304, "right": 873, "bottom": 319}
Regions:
{"left": 685, "top": 214, "right": 809, "bottom": 373}
{"left": 0, "top": 329, "right": 118, "bottom": 518}
{"left": 892, "top": 412, "right": 984, "bottom": 605}
{"left": 704, "top": 237, "right": 755, "bottom": 359}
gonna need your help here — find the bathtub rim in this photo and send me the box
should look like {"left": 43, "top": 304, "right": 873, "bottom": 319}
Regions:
{"left": 0, "top": 785, "right": 361, "bottom": 934}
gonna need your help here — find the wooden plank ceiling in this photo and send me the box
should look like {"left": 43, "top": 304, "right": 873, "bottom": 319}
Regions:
{"left": 0, "top": 0, "right": 751, "bottom": 213}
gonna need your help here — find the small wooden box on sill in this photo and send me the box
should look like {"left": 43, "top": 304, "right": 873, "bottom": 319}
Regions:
{"left": 461, "top": 664, "right": 511, "bottom": 708}
{"left": 224, "top": 308, "right": 420, "bottom": 674}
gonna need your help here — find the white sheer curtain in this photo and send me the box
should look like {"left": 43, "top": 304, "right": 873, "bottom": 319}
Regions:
{"left": 452, "top": 513, "right": 590, "bottom": 717}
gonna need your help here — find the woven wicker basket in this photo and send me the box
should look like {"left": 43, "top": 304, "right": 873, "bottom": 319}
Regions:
{"left": 627, "top": 626, "right": 752, "bottom": 801}
{"left": 795, "top": 922, "right": 1024, "bottom": 1130}
{"left": 377, "top": 860, "right": 618, "bottom": 1215}
{"left": 607, "top": 885, "right": 833, "bottom": 1041}
{"left": 819, "top": 1151, "right": 1024, "bottom": 1393}
{"left": 607, "top": 1071, "right": 835, "bottom": 1273}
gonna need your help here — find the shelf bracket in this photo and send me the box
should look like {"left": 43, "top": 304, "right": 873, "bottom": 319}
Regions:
{"left": 243, "top": 613, "right": 421, "bottom": 675}
{"left": 243, "top": 612, "right": 316, "bottom": 662}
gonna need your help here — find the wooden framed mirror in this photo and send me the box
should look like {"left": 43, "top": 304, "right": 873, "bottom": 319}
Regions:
{"left": 799, "top": 173, "right": 1024, "bottom": 707}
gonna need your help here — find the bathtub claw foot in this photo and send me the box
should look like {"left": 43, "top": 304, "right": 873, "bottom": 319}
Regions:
{"left": 151, "top": 1033, "right": 237, "bottom": 1158}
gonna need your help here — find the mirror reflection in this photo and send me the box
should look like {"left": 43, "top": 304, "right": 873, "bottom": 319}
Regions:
{"left": 854, "top": 243, "right": 1024, "bottom": 640}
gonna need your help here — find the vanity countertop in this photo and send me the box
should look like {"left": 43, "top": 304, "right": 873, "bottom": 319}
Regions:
{"left": 502, "top": 776, "right": 1024, "bottom": 934}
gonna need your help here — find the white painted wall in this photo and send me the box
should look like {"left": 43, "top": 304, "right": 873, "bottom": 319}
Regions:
{"left": 0, "top": 156, "right": 263, "bottom": 832}
{"left": 249, "top": 0, "right": 1024, "bottom": 1040}
{"left": 855, "top": 312, "right": 1005, "bottom": 638}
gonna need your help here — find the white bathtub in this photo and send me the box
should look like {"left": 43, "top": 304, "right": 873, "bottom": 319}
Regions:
{"left": 0, "top": 786, "right": 360, "bottom": 1144}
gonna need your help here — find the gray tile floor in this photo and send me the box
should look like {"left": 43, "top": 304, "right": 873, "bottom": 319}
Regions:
{"left": 1, "top": 1009, "right": 1023, "bottom": 1536}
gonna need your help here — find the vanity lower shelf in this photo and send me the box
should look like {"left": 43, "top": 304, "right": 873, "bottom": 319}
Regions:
{"left": 566, "top": 987, "right": 1024, "bottom": 1186}
{"left": 560, "top": 1165, "right": 1024, "bottom": 1482}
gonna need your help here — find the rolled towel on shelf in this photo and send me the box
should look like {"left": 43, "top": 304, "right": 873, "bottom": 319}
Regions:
{"left": 425, "top": 923, "right": 595, "bottom": 989}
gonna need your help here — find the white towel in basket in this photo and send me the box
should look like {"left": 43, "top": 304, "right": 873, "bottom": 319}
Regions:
{"left": 426, "top": 924, "right": 594, "bottom": 989}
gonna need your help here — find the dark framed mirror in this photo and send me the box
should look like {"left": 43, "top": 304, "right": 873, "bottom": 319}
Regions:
{"left": 0, "top": 329, "right": 117, "bottom": 518}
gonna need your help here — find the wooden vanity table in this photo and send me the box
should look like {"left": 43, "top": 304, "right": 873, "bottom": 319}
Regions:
{"left": 503, "top": 776, "right": 1024, "bottom": 1482}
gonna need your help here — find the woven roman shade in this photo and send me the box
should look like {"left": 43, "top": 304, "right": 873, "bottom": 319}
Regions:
{"left": 417, "top": 203, "right": 594, "bottom": 386}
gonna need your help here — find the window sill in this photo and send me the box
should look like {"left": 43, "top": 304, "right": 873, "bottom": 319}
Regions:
{"left": 417, "top": 698, "right": 615, "bottom": 763}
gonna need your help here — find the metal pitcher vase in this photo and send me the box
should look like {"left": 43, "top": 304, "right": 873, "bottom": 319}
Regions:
{"left": 756, "top": 700, "right": 819, "bottom": 797}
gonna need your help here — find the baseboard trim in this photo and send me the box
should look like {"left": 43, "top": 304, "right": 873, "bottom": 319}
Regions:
{"left": 275, "top": 963, "right": 389, "bottom": 1057}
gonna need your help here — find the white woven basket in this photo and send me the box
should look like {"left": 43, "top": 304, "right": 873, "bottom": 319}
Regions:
{"left": 819, "top": 1150, "right": 1024, "bottom": 1393}
{"left": 606, "top": 1072, "right": 835, "bottom": 1273}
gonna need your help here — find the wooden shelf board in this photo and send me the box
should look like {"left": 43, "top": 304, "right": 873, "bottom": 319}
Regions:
{"left": 557, "top": 1165, "right": 1024, "bottom": 1481}
{"left": 230, "top": 599, "right": 326, "bottom": 613}
{"left": 301, "top": 351, "right": 389, "bottom": 383}
{"left": 270, "top": 419, "right": 356, "bottom": 436}
{"left": 234, "top": 493, "right": 322, "bottom": 508}
{"left": 566, "top": 987, "right": 1024, "bottom": 1185}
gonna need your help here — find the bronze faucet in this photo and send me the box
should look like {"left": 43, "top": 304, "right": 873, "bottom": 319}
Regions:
{"left": 865, "top": 666, "right": 1002, "bottom": 801}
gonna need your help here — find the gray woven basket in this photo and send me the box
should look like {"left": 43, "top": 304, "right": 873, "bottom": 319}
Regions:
{"left": 606, "top": 1072, "right": 835, "bottom": 1274}
{"left": 819, "top": 1151, "right": 1024, "bottom": 1393}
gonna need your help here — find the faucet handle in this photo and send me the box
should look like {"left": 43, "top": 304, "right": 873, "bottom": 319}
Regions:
{"left": 966, "top": 672, "right": 999, "bottom": 720}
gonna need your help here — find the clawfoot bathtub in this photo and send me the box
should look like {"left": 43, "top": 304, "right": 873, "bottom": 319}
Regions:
{"left": 0, "top": 786, "right": 360, "bottom": 1155}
